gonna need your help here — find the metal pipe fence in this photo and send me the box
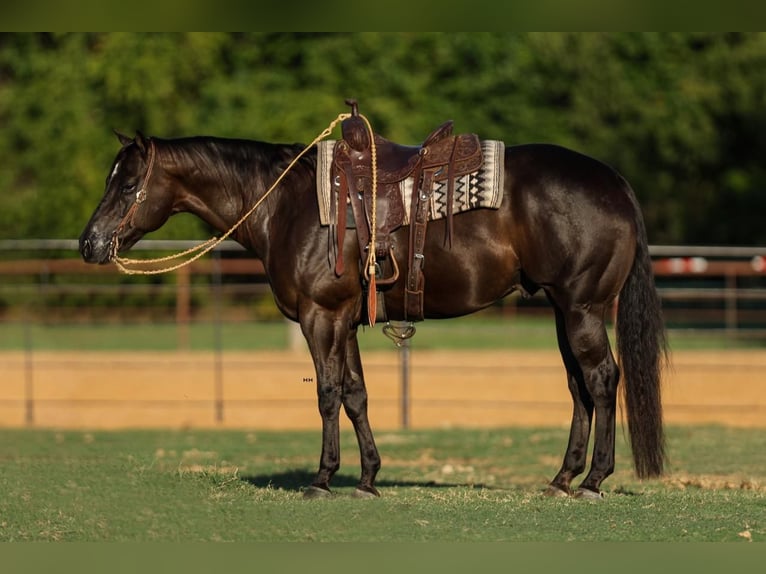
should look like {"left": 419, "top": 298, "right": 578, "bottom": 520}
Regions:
{"left": 1, "top": 240, "right": 765, "bottom": 429}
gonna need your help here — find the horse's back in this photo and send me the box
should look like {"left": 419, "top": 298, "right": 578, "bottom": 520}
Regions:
{"left": 505, "top": 143, "right": 637, "bottom": 219}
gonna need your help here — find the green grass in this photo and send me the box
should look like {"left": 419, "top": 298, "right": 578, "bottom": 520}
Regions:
{"left": 0, "top": 426, "right": 764, "bottom": 542}
{"left": 2, "top": 315, "right": 761, "bottom": 351}
{"left": 0, "top": 316, "right": 558, "bottom": 351}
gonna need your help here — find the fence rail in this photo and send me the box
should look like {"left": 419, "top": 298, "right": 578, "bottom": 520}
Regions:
{"left": 3, "top": 240, "right": 766, "bottom": 331}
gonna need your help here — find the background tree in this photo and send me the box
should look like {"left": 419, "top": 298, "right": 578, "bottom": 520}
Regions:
{"left": 1, "top": 32, "right": 764, "bottom": 245}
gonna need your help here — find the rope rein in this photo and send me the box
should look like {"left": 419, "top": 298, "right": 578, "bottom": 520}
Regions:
{"left": 111, "top": 112, "right": 353, "bottom": 275}
{"left": 356, "top": 113, "right": 380, "bottom": 325}
{"left": 358, "top": 113, "right": 378, "bottom": 285}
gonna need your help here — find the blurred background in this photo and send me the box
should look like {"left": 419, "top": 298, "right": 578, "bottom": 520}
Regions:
{"left": 1, "top": 33, "right": 765, "bottom": 430}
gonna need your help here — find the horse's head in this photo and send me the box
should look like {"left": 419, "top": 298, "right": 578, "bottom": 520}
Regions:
{"left": 79, "top": 132, "right": 175, "bottom": 263}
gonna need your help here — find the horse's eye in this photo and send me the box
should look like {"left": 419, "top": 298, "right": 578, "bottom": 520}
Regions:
{"left": 121, "top": 183, "right": 137, "bottom": 194}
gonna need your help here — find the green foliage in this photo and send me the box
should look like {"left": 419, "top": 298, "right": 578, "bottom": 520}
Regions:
{"left": 2, "top": 33, "right": 766, "bottom": 245}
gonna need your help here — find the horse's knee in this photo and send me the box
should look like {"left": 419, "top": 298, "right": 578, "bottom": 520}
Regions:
{"left": 342, "top": 383, "right": 369, "bottom": 419}
{"left": 317, "top": 383, "right": 342, "bottom": 418}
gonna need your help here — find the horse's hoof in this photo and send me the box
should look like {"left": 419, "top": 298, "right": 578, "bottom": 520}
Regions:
{"left": 352, "top": 486, "right": 380, "bottom": 499}
{"left": 542, "top": 485, "right": 570, "bottom": 498}
{"left": 303, "top": 485, "right": 333, "bottom": 500}
{"left": 573, "top": 487, "right": 604, "bottom": 500}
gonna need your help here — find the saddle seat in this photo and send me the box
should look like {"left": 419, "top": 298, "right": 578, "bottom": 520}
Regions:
{"left": 372, "top": 121, "right": 455, "bottom": 184}
{"left": 330, "top": 99, "right": 483, "bottom": 323}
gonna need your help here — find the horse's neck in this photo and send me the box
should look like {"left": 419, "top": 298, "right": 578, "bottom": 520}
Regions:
{"left": 165, "top": 138, "right": 314, "bottom": 260}
{"left": 173, "top": 178, "right": 248, "bottom": 242}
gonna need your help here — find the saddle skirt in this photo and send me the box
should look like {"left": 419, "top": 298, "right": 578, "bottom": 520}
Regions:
{"left": 316, "top": 138, "right": 505, "bottom": 228}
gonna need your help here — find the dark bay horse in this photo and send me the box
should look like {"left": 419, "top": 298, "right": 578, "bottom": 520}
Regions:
{"left": 79, "top": 130, "right": 667, "bottom": 499}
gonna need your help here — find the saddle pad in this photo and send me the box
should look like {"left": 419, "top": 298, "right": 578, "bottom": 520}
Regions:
{"left": 316, "top": 139, "right": 505, "bottom": 226}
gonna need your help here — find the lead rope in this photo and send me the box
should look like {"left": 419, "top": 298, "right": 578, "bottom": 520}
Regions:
{"left": 112, "top": 112, "right": 352, "bottom": 275}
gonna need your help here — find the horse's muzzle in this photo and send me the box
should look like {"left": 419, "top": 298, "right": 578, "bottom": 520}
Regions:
{"left": 79, "top": 233, "right": 111, "bottom": 264}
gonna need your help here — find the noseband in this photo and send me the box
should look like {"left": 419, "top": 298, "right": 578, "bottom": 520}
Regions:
{"left": 109, "top": 140, "right": 157, "bottom": 260}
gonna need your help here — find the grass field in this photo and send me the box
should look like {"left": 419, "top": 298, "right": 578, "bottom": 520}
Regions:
{"left": 2, "top": 316, "right": 763, "bottom": 351}
{"left": 2, "top": 316, "right": 559, "bottom": 351}
{"left": 1, "top": 426, "right": 764, "bottom": 542}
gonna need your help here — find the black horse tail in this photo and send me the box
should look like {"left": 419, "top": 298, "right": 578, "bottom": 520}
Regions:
{"left": 616, "top": 204, "right": 668, "bottom": 479}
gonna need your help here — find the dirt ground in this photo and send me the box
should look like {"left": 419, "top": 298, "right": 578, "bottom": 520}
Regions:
{"left": 1, "top": 349, "right": 765, "bottom": 430}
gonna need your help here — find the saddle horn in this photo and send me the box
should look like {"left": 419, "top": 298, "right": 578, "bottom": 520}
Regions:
{"left": 345, "top": 98, "right": 359, "bottom": 116}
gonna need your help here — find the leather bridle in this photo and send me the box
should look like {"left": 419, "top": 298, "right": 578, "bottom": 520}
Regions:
{"left": 108, "top": 140, "right": 156, "bottom": 261}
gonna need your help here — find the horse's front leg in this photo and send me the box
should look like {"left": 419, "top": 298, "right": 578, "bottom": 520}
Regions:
{"left": 342, "top": 331, "right": 381, "bottom": 498}
{"left": 300, "top": 306, "right": 351, "bottom": 499}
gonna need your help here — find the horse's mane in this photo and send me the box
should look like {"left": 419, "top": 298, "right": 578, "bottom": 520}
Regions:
{"left": 152, "top": 136, "right": 316, "bottom": 200}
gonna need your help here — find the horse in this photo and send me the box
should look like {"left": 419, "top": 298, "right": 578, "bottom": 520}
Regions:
{"left": 79, "top": 128, "right": 667, "bottom": 499}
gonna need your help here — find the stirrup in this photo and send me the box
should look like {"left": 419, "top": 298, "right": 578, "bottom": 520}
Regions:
{"left": 382, "top": 321, "right": 416, "bottom": 347}
{"left": 364, "top": 246, "right": 400, "bottom": 287}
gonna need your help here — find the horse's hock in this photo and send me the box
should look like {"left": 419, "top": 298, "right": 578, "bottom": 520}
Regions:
{"left": 1, "top": 349, "right": 764, "bottom": 429}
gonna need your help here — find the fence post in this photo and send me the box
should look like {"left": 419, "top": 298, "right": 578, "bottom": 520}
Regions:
{"left": 212, "top": 252, "right": 224, "bottom": 424}
{"left": 287, "top": 320, "right": 305, "bottom": 352}
{"left": 400, "top": 340, "right": 411, "bottom": 430}
{"left": 725, "top": 268, "right": 738, "bottom": 338}
{"left": 23, "top": 319, "right": 34, "bottom": 426}
{"left": 176, "top": 265, "right": 191, "bottom": 350}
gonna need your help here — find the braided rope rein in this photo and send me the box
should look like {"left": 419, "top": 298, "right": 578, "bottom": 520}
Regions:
{"left": 354, "top": 113, "right": 380, "bottom": 325}
{"left": 112, "top": 112, "right": 354, "bottom": 275}
{"left": 357, "top": 113, "right": 378, "bottom": 284}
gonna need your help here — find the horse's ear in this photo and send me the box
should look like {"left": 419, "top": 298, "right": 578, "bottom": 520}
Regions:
{"left": 114, "top": 130, "right": 132, "bottom": 146}
{"left": 134, "top": 131, "right": 148, "bottom": 155}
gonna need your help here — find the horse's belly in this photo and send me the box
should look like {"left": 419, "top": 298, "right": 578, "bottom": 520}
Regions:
{"left": 422, "top": 263, "right": 519, "bottom": 318}
{"left": 382, "top": 249, "right": 519, "bottom": 319}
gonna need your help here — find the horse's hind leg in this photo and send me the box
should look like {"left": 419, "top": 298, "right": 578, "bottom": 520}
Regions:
{"left": 342, "top": 332, "right": 381, "bottom": 498}
{"left": 544, "top": 302, "right": 594, "bottom": 497}
{"left": 574, "top": 314, "right": 620, "bottom": 498}
{"left": 546, "top": 300, "right": 619, "bottom": 498}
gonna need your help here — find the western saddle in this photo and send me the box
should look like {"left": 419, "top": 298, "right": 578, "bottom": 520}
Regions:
{"left": 330, "top": 99, "right": 483, "bottom": 323}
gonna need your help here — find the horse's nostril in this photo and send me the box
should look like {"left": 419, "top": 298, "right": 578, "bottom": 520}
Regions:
{"left": 81, "top": 238, "right": 93, "bottom": 261}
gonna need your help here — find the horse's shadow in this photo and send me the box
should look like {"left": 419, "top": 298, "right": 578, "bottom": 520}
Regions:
{"left": 240, "top": 469, "right": 494, "bottom": 491}
{"left": 240, "top": 470, "right": 644, "bottom": 497}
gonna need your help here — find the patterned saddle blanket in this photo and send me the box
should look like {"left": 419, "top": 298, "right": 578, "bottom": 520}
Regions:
{"left": 316, "top": 139, "right": 505, "bottom": 228}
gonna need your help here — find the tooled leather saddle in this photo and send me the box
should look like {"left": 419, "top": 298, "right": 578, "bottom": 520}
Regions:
{"left": 330, "top": 99, "right": 483, "bottom": 322}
